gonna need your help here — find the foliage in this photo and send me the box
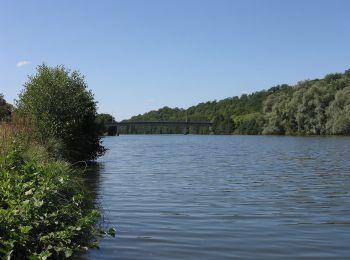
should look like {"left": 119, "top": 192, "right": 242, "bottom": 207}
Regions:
{"left": 232, "top": 113, "right": 264, "bottom": 135}
{"left": 0, "top": 115, "right": 32, "bottom": 156}
{"left": 0, "top": 142, "right": 101, "bottom": 259}
{"left": 121, "top": 89, "right": 269, "bottom": 134}
{"left": 326, "top": 87, "right": 350, "bottom": 134}
{"left": 1, "top": 64, "right": 116, "bottom": 259}
{"left": 0, "top": 94, "right": 12, "bottom": 121}
{"left": 17, "top": 64, "right": 105, "bottom": 162}
{"left": 95, "top": 113, "right": 117, "bottom": 136}
{"left": 262, "top": 70, "right": 350, "bottom": 135}
{"left": 123, "top": 69, "right": 350, "bottom": 135}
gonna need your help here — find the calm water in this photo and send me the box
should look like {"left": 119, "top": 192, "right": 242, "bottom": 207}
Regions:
{"left": 85, "top": 135, "right": 350, "bottom": 259}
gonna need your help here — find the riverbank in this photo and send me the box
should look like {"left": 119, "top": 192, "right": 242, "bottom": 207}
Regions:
{"left": 0, "top": 64, "right": 112, "bottom": 259}
{"left": 0, "top": 137, "right": 102, "bottom": 259}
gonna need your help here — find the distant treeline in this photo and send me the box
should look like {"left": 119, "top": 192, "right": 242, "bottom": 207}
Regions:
{"left": 122, "top": 69, "right": 350, "bottom": 135}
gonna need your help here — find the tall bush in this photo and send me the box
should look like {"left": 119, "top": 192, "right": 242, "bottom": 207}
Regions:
{"left": 17, "top": 64, "right": 105, "bottom": 162}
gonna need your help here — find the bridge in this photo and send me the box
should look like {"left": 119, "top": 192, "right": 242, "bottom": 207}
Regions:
{"left": 105, "top": 121, "right": 213, "bottom": 135}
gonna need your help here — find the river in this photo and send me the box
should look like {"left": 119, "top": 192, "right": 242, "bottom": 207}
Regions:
{"left": 84, "top": 135, "right": 350, "bottom": 259}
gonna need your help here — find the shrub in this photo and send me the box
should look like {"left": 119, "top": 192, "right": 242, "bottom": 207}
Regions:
{"left": 17, "top": 64, "right": 106, "bottom": 162}
{"left": 0, "top": 142, "right": 101, "bottom": 259}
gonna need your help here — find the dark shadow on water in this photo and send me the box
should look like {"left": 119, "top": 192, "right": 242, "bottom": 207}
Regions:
{"left": 75, "top": 162, "right": 109, "bottom": 260}
{"left": 83, "top": 162, "right": 105, "bottom": 198}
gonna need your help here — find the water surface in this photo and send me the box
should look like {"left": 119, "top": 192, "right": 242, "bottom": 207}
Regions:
{"left": 85, "top": 135, "right": 350, "bottom": 259}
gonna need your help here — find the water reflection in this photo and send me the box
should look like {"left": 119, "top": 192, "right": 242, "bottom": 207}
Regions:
{"left": 84, "top": 162, "right": 104, "bottom": 198}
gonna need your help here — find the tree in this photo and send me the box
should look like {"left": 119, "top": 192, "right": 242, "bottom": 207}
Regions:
{"left": 17, "top": 64, "right": 106, "bottom": 162}
{"left": 326, "top": 87, "right": 350, "bottom": 134}
{"left": 96, "top": 113, "right": 117, "bottom": 136}
{"left": 0, "top": 94, "right": 12, "bottom": 121}
{"left": 122, "top": 68, "right": 350, "bottom": 136}
{"left": 232, "top": 113, "right": 263, "bottom": 135}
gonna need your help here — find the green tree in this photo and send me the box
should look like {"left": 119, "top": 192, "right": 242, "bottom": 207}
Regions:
{"left": 17, "top": 64, "right": 105, "bottom": 162}
{"left": 96, "top": 113, "right": 117, "bottom": 136}
{"left": 122, "top": 69, "right": 350, "bottom": 136}
{"left": 326, "top": 87, "right": 350, "bottom": 134}
{"left": 232, "top": 113, "right": 263, "bottom": 134}
{"left": 0, "top": 94, "right": 12, "bottom": 120}
{"left": 263, "top": 91, "right": 291, "bottom": 135}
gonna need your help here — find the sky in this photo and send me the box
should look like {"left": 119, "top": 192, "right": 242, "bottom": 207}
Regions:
{"left": 1, "top": 0, "right": 350, "bottom": 120}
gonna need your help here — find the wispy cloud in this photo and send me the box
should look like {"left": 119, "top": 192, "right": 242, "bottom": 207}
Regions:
{"left": 16, "top": 60, "right": 30, "bottom": 68}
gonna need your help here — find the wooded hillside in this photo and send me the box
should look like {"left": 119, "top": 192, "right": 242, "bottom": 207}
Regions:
{"left": 124, "top": 69, "right": 350, "bottom": 135}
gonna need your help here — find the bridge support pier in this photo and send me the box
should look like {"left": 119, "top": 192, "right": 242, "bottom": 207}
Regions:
{"left": 183, "top": 125, "right": 189, "bottom": 135}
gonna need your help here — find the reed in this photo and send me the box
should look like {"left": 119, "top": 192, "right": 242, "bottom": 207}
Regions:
{"left": 0, "top": 113, "right": 32, "bottom": 154}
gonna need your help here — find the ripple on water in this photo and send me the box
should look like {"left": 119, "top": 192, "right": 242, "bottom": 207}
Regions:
{"left": 84, "top": 135, "right": 350, "bottom": 259}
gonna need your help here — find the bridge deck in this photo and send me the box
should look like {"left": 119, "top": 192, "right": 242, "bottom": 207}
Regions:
{"left": 106, "top": 121, "right": 212, "bottom": 127}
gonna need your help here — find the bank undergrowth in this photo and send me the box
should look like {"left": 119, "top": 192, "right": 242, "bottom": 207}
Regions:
{"left": 0, "top": 64, "right": 113, "bottom": 259}
{"left": 0, "top": 138, "right": 105, "bottom": 259}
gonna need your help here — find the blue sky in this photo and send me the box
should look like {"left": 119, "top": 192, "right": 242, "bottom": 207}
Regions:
{"left": 1, "top": 0, "right": 350, "bottom": 120}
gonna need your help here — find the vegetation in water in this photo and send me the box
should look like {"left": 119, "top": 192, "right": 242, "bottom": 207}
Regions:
{"left": 122, "top": 69, "right": 350, "bottom": 135}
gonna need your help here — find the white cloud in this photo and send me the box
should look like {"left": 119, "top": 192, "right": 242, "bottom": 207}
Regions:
{"left": 16, "top": 61, "right": 30, "bottom": 68}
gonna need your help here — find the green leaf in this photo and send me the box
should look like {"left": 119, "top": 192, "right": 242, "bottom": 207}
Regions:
{"left": 107, "top": 228, "right": 116, "bottom": 237}
{"left": 64, "top": 249, "right": 73, "bottom": 258}
{"left": 38, "top": 250, "right": 51, "bottom": 260}
{"left": 34, "top": 199, "right": 44, "bottom": 207}
{"left": 20, "top": 225, "right": 32, "bottom": 234}
{"left": 25, "top": 188, "right": 34, "bottom": 196}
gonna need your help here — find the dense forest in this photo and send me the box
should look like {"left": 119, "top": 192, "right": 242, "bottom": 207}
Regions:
{"left": 121, "top": 69, "right": 350, "bottom": 135}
